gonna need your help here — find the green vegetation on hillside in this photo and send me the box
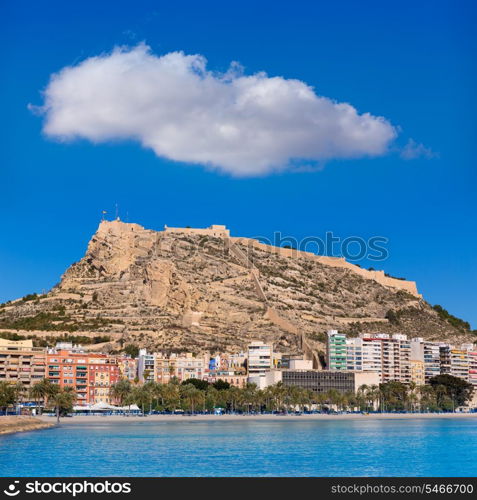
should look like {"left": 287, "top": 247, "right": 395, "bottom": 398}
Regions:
{"left": 0, "top": 331, "right": 111, "bottom": 346}
{"left": 0, "top": 310, "right": 123, "bottom": 332}
{"left": 432, "top": 305, "right": 471, "bottom": 331}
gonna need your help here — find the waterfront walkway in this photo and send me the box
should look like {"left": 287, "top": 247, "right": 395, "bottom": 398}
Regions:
{"left": 37, "top": 412, "right": 477, "bottom": 424}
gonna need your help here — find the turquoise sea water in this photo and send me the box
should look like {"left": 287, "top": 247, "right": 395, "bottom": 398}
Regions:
{"left": 1, "top": 418, "right": 476, "bottom": 477}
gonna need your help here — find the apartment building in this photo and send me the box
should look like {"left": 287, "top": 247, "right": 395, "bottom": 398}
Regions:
{"left": 206, "top": 372, "right": 248, "bottom": 388}
{"left": 227, "top": 352, "right": 247, "bottom": 372}
{"left": 207, "top": 352, "right": 247, "bottom": 372}
{"left": 174, "top": 353, "right": 206, "bottom": 381}
{"left": 206, "top": 351, "right": 247, "bottom": 387}
{"left": 46, "top": 345, "right": 120, "bottom": 405}
{"left": 139, "top": 351, "right": 207, "bottom": 383}
{"left": 411, "top": 338, "right": 477, "bottom": 385}
{"left": 137, "top": 349, "right": 155, "bottom": 383}
{"left": 468, "top": 348, "right": 477, "bottom": 387}
{"left": 326, "top": 330, "right": 347, "bottom": 370}
{"left": 0, "top": 339, "right": 46, "bottom": 388}
{"left": 328, "top": 332, "right": 415, "bottom": 383}
{"left": 118, "top": 356, "right": 137, "bottom": 381}
{"left": 440, "top": 345, "right": 470, "bottom": 381}
{"left": 345, "top": 338, "right": 363, "bottom": 371}
{"left": 154, "top": 353, "right": 176, "bottom": 384}
{"left": 423, "top": 343, "right": 443, "bottom": 381}
{"left": 410, "top": 360, "right": 426, "bottom": 385}
{"left": 346, "top": 336, "right": 383, "bottom": 374}
{"left": 411, "top": 338, "right": 445, "bottom": 382}
{"left": 378, "top": 334, "right": 411, "bottom": 384}
{"left": 88, "top": 357, "right": 121, "bottom": 405}
{"left": 247, "top": 341, "right": 273, "bottom": 376}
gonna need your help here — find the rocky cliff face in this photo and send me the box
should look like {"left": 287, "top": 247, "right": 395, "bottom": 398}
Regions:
{"left": 0, "top": 220, "right": 474, "bottom": 357}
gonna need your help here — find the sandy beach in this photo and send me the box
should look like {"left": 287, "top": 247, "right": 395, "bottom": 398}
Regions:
{"left": 37, "top": 412, "right": 477, "bottom": 424}
{"left": 0, "top": 416, "right": 55, "bottom": 435}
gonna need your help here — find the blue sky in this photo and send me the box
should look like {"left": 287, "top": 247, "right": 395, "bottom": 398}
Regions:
{"left": 1, "top": 0, "right": 476, "bottom": 327}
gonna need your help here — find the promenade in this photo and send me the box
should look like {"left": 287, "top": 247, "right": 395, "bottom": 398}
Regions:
{"left": 37, "top": 412, "right": 477, "bottom": 424}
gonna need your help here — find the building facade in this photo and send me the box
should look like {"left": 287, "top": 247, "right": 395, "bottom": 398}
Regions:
{"left": 326, "top": 330, "right": 347, "bottom": 370}
{"left": 440, "top": 346, "right": 470, "bottom": 381}
{"left": 0, "top": 339, "right": 46, "bottom": 389}
{"left": 137, "top": 349, "right": 155, "bottom": 383}
{"left": 410, "top": 360, "right": 426, "bottom": 385}
{"left": 328, "top": 332, "right": 411, "bottom": 383}
{"left": 46, "top": 346, "right": 120, "bottom": 405}
{"left": 281, "top": 370, "right": 380, "bottom": 394}
{"left": 247, "top": 341, "right": 273, "bottom": 377}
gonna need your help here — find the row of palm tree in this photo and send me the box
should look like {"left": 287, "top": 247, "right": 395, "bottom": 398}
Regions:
{"left": 2, "top": 374, "right": 470, "bottom": 420}
{"left": 109, "top": 378, "right": 469, "bottom": 414}
{"left": 0, "top": 379, "right": 76, "bottom": 423}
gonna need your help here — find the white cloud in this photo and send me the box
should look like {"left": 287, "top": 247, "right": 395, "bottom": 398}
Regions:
{"left": 34, "top": 44, "right": 398, "bottom": 176}
{"left": 400, "top": 138, "right": 438, "bottom": 160}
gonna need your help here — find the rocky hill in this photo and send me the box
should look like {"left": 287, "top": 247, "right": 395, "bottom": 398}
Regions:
{"left": 0, "top": 220, "right": 474, "bottom": 363}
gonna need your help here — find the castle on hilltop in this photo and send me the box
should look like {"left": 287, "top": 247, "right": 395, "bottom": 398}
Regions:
{"left": 98, "top": 219, "right": 420, "bottom": 297}
{"left": 164, "top": 224, "right": 230, "bottom": 238}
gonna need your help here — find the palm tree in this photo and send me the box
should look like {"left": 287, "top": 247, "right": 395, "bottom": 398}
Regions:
{"left": 205, "top": 386, "right": 218, "bottom": 413}
{"left": 225, "top": 386, "right": 241, "bottom": 413}
{"left": 325, "top": 389, "right": 341, "bottom": 412}
{"left": 367, "top": 385, "right": 380, "bottom": 412}
{"left": 143, "top": 381, "right": 158, "bottom": 413}
{"left": 294, "top": 387, "right": 312, "bottom": 414}
{"left": 407, "top": 382, "right": 417, "bottom": 413}
{"left": 110, "top": 379, "right": 132, "bottom": 410}
{"left": 130, "top": 385, "right": 153, "bottom": 415}
{"left": 282, "top": 386, "right": 295, "bottom": 414}
{"left": 12, "top": 382, "right": 26, "bottom": 413}
{"left": 357, "top": 384, "right": 368, "bottom": 412}
{"left": 30, "top": 383, "right": 45, "bottom": 414}
{"left": 51, "top": 387, "right": 77, "bottom": 424}
{"left": 271, "top": 382, "right": 286, "bottom": 413}
{"left": 263, "top": 386, "right": 275, "bottom": 412}
{"left": 180, "top": 384, "right": 204, "bottom": 414}
{"left": 315, "top": 392, "right": 327, "bottom": 413}
{"left": 337, "top": 392, "right": 347, "bottom": 413}
{"left": 162, "top": 382, "right": 180, "bottom": 412}
{"left": 240, "top": 383, "right": 258, "bottom": 414}
{"left": 0, "top": 381, "right": 16, "bottom": 414}
{"left": 30, "top": 378, "right": 57, "bottom": 412}
{"left": 305, "top": 389, "right": 317, "bottom": 413}
{"left": 344, "top": 391, "right": 356, "bottom": 412}
{"left": 152, "top": 383, "right": 165, "bottom": 411}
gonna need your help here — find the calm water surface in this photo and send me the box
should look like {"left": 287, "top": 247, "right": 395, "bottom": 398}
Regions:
{"left": 1, "top": 419, "right": 476, "bottom": 477}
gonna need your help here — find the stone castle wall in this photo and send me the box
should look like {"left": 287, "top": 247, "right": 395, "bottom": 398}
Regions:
{"left": 164, "top": 224, "right": 230, "bottom": 238}
{"left": 232, "top": 237, "right": 420, "bottom": 297}
{"left": 95, "top": 221, "right": 419, "bottom": 297}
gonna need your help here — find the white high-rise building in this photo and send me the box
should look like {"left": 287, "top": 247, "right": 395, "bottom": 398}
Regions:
{"left": 357, "top": 336, "right": 383, "bottom": 374}
{"left": 411, "top": 338, "right": 443, "bottom": 382}
{"left": 137, "top": 349, "right": 155, "bottom": 382}
{"left": 247, "top": 341, "right": 273, "bottom": 377}
{"left": 345, "top": 338, "right": 363, "bottom": 371}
